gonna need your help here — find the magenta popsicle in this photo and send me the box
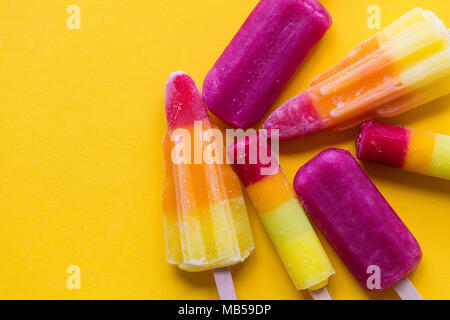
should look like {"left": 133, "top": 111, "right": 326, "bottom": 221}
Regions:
{"left": 203, "top": 0, "right": 332, "bottom": 128}
{"left": 293, "top": 149, "right": 422, "bottom": 293}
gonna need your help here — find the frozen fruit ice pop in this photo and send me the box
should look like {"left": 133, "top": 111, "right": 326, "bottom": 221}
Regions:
{"left": 357, "top": 120, "right": 450, "bottom": 180}
{"left": 162, "top": 72, "right": 254, "bottom": 271}
{"left": 227, "top": 133, "right": 334, "bottom": 291}
{"left": 293, "top": 149, "right": 422, "bottom": 292}
{"left": 264, "top": 8, "right": 450, "bottom": 140}
{"left": 203, "top": 0, "right": 332, "bottom": 128}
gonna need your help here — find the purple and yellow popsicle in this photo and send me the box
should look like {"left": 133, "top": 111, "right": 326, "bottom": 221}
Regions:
{"left": 227, "top": 134, "right": 334, "bottom": 292}
{"left": 357, "top": 120, "right": 450, "bottom": 180}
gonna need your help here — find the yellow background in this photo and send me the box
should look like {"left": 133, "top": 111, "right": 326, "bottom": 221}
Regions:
{"left": 0, "top": 0, "right": 449, "bottom": 299}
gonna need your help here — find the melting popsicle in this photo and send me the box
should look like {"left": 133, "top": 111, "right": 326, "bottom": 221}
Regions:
{"left": 203, "top": 0, "right": 332, "bottom": 128}
{"left": 162, "top": 72, "right": 254, "bottom": 299}
{"left": 264, "top": 8, "right": 450, "bottom": 140}
{"left": 227, "top": 133, "right": 334, "bottom": 299}
{"left": 356, "top": 120, "right": 450, "bottom": 180}
{"left": 294, "top": 149, "right": 422, "bottom": 299}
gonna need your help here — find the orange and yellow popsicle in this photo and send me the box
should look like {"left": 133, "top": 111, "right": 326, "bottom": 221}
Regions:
{"left": 264, "top": 8, "right": 450, "bottom": 140}
{"left": 162, "top": 72, "right": 254, "bottom": 271}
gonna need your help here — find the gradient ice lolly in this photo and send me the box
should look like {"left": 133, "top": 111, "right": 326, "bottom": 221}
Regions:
{"left": 227, "top": 134, "right": 334, "bottom": 290}
{"left": 162, "top": 72, "right": 254, "bottom": 271}
{"left": 294, "top": 149, "right": 422, "bottom": 292}
{"left": 203, "top": 0, "right": 332, "bottom": 128}
{"left": 357, "top": 120, "right": 450, "bottom": 180}
{"left": 264, "top": 8, "right": 450, "bottom": 140}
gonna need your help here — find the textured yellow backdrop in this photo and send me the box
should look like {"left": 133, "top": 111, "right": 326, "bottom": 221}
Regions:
{"left": 0, "top": 0, "right": 448, "bottom": 299}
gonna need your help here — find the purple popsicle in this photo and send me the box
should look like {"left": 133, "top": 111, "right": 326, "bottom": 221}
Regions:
{"left": 203, "top": 0, "right": 332, "bottom": 128}
{"left": 293, "top": 149, "right": 422, "bottom": 293}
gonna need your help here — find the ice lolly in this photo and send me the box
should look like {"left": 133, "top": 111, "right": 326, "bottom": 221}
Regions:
{"left": 203, "top": 0, "right": 332, "bottom": 128}
{"left": 264, "top": 8, "right": 450, "bottom": 140}
{"left": 227, "top": 133, "right": 334, "bottom": 297}
{"left": 162, "top": 72, "right": 254, "bottom": 279}
{"left": 357, "top": 121, "right": 450, "bottom": 180}
{"left": 293, "top": 149, "right": 422, "bottom": 298}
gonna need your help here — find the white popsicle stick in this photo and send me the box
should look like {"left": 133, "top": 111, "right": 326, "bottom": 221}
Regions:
{"left": 309, "top": 286, "right": 332, "bottom": 300}
{"left": 393, "top": 277, "right": 423, "bottom": 300}
{"left": 213, "top": 267, "right": 237, "bottom": 300}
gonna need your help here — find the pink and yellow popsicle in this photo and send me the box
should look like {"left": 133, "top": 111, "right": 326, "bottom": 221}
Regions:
{"left": 163, "top": 72, "right": 254, "bottom": 272}
{"left": 264, "top": 8, "right": 450, "bottom": 140}
{"left": 227, "top": 134, "right": 334, "bottom": 294}
{"left": 357, "top": 120, "right": 450, "bottom": 180}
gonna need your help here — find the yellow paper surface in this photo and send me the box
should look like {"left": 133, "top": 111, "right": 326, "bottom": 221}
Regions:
{"left": 0, "top": 0, "right": 448, "bottom": 299}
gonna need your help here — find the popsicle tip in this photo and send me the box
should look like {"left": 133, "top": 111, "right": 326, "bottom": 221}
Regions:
{"left": 293, "top": 148, "right": 352, "bottom": 205}
{"left": 262, "top": 92, "right": 324, "bottom": 140}
{"left": 356, "top": 121, "right": 411, "bottom": 168}
{"left": 303, "top": 0, "right": 333, "bottom": 29}
{"left": 167, "top": 70, "right": 188, "bottom": 79}
{"left": 296, "top": 148, "right": 351, "bottom": 176}
{"left": 165, "top": 71, "right": 193, "bottom": 95}
{"left": 314, "top": 148, "right": 352, "bottom": 162}
{"left": 164, "top": 71, "right": 208, "bottom": 130}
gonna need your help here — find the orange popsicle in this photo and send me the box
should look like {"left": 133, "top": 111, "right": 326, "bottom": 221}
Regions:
{"left": 264, "top": 8, "right": 450, "bottom": 140}
{"left": 162, "top": 72, "right": 254, "bottom": 272}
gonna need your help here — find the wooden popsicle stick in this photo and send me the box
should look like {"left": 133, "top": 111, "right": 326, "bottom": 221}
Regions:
{"left": 309, "top": 286, "right": 332, "bottom": 300}
{"left": 393, "top": 277, "right": 423, "bottom": 300}
{"left": 213, "top": 267, "right": 237, "bottom": 300}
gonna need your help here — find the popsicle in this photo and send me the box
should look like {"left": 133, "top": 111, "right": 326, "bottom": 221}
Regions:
{"left": 357, "top": 120, "right": 450, "bottom": 180}
{"left": 264, "top": 8, "right": 450, "bottom": 140}
{"left": 203, "top": 0, "right": 332, "bottom": 128}
{"left": 293, "top": 149, "right": 422, "bottom": 299}
{"left": 162, "top": 71, "right": 254, "bottom": 299}
{"left": 227, "top": 133, "right": 334, "bottom": 299}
